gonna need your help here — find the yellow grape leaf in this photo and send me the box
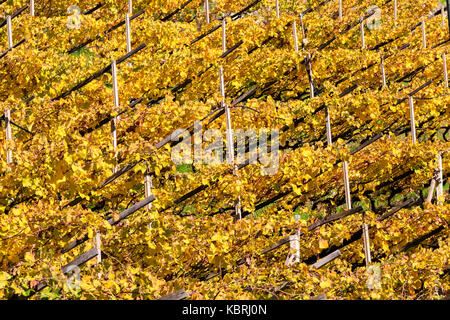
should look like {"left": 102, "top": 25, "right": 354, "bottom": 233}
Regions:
{"left": 320, "top": 279, "right": 331, "bottom": 289}
{"left": 24, "top": 252, "right": 34, "bottom": 263}
{"left": 113, "top": 212, "right": 120, "bottom": 223}
{"left": 0, "top": 272, "right": 11, "bottom": 289}
{"left": 319, "top": 238, "right": 329, "bottom": 249}
{"left": 292, "top": 184, "right": 301, "bottom": 195}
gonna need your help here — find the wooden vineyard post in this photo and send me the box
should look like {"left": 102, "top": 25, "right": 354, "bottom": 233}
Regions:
{"left": 4, "top": 109, "right": 12, "bottom": 165}
{"left": 294, "top": 21, "right": 314, "bottom": 98}
{"left": 408, "top": 96, "right": 416, "bottom": 144}
{"left": 436, "top": 153, "right": 443, "bottom": 204}
{"left": 360, "top": 17, "right": 365, "bottom": 49}
{"left": 111, "top": 60, "right": 119, "bottom": 173}
{"left": 294, "top": 20, "right": 314, "bottom": 98}
{"left": 94, "top": 232, "right": 101, "bottom": 279}
{"left": 442, "top": 5, "right": 445, "bottom": 28}
{"left": 126, "top": 14, "right": 131, "bottom": 53}
{"left": 381, "top": 56, "right": 386, "bottom": 87}
{"left": 362, "top": 220, "right": 372, "bottom": 266}
{"left": 447, "top": 0, "right": 450, "bottom": 39}
{"left": 443, "top": 53, "right": 448, "bottom": 88}
{"left": 220, "top": 21, "right": 241, "bottom": 219}
{"left": 326, "top": 103, "right": 366, "bottom": 264}
{"left": 95, "top": 232, "right": 101, "bottom": 264}
{"left": 426, "top": 157, "right": 441, "bottom": 204}
{"left": 144, "top": 166, "right": 153, "bottom": 210}
{"left": 276, "top": 0, "right": 280, "bottom": 19}
{"left": 7, "top": 15, "right": 13, "bottom": 49}
{"left": 300, "top": 13, "right": 305, "bottom": 39}
{"left": 220, "top": 68, "right": 242, "bottom": 219}
{"left": 307, "top": 53, "right": 314, "bottom": 98}
{"left": 393, "top": 0, "right": 397, "bottom": 20}
{"left": 342, "top": 160, "right": 351, "bottom": 210}
{"left": 30, "top": 0, "right": 35, "bottom": 16}
{"left": 326, "top": 107, "right": 332, "bottom": 146}
{"left": 343, "top": 161, "right": 372, "bottom": 267}
{"left": 293, "top": 20, "right": 299, "bottom": 53}
{"left": 421, "top": 20, "right": 426, "bottom": 49}
{"left": 5, "top": 17, "right": 13, "bottom": 164}
{"left": 205, "top": 0, "right": 210, "bottom": 24}
{"left": 426, "top": 171, "right": 437, "bottom": 203}
{"left": 285, "top": 234, "right": 300, "bottom": 265}
{"left": 299, "top": 13, "right": 308, "bottom": 49}
{"left": 222, "top": 18, "right": 226, "bottom": 53}
{"left": 339, "top": 0, "right": 343, "bottom": 21}
{"left": 128, "top": 0, "right": 132, "bottom": 15}
{"left": 286, "top": 214, "right": 301, "bottom": 266}
{"left": 112, "top": 59, "right": 120, "bottom": 110}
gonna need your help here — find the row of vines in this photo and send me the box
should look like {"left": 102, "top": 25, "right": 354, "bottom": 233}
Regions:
{"left": 0, "top": 0, "right": 449, "bottom": 300}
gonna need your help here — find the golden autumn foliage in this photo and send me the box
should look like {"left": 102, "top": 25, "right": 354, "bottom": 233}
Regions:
{"left": 0, "top": 0, "right": 449, "bottom": 299}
